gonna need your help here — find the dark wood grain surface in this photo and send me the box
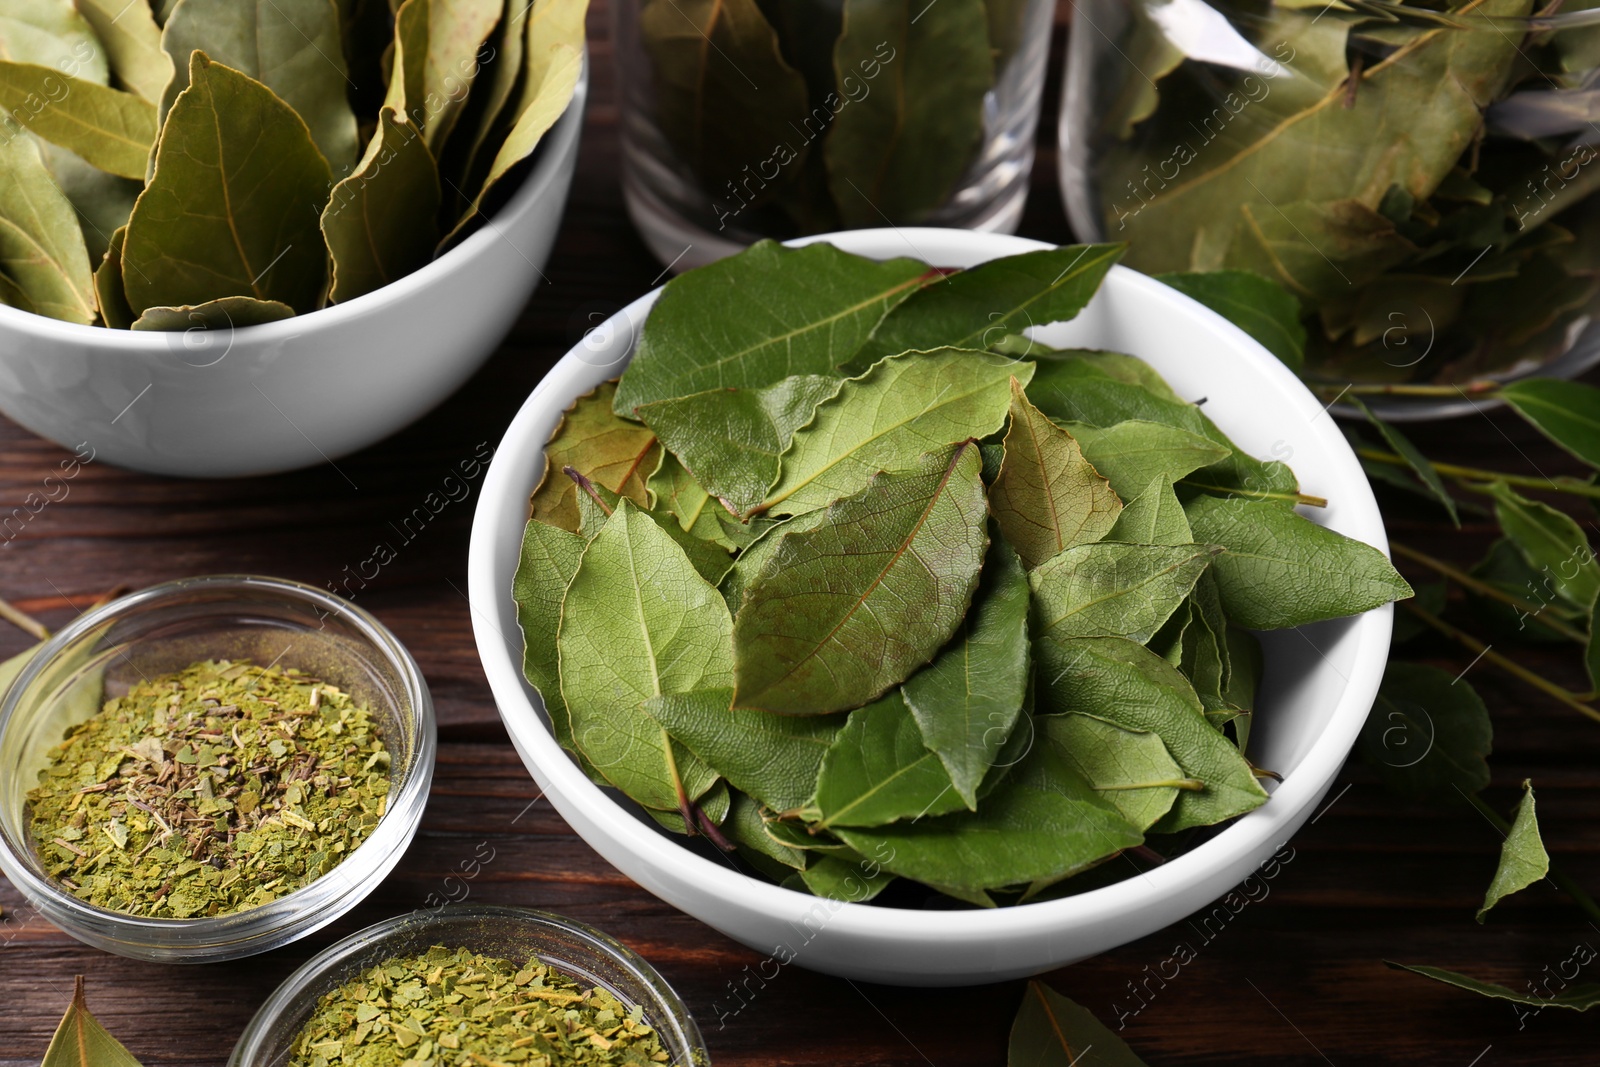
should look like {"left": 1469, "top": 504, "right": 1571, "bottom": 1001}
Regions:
{"left": 2, "top": 7, "right": 1598, "bottom": 1066}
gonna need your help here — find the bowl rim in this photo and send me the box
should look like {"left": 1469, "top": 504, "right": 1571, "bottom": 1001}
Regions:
{"left": 0, "top": 56, "right": 590, "bottom": 349}
{"left": 0, "top": 573, "right": 436, "bottom": 948}
{"left": 467, "top": 227, "right": 1393, "bottom": 939}
{"left": 227, "top": 904, "right": 707, "bottom": 1067}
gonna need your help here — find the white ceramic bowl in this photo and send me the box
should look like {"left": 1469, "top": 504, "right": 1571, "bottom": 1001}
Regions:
{"left": 0, "top": 67, "right": 588, "bottom": 479}
{"left": 468, "top": 228, "right": 1394, "bottom": 986}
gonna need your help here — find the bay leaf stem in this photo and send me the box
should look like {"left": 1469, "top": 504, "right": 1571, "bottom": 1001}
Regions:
{"left": 1391, "top": 541, "right": 1589, "bottom": 644}
{"left": 1316, "top": 380, "right": 1502, "bottom": 399}
{"left": 1402, "top": 602, "right": 1600, "bottom": 725}
{"left": 1182, "top": 481, "right": 1329, "bottom": 508}
{"left": 1360, "top": 448, "right": 1600, "bottom": 501}
{"left": 0, "top": 595, "right": 48, "bottom": 640}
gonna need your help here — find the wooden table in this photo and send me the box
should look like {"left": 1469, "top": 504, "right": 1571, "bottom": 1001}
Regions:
{"left": 2, "top": 9, "right": 1596, "bottom": 1066}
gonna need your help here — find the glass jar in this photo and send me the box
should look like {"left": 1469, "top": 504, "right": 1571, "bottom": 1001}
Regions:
{"left": 616, "top": 0, "right": 1058, "bottom": 268}
{"left": 0, "top": 575, "right": 435, "bottom": 962}
{"left": 229, "top": 906, "right": 709, "bottom": 1067}
{"left": 1059, "top": 0, "right": 1600, "bottom": 418}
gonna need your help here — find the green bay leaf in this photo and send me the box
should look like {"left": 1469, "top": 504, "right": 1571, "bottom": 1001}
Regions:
{"left": 162, "top": 0, "right": 360, "bottom": 175}
{"left": 1106, "top": 474, "right": 1192, "bottom": 546}
{"left": 322, "top": 107, "right": 441, "bottom": 304}
{"left": 529, "top": 381, "right": 660, "bottom": 533}
{"left": 41, "top": 978, "right": 144, "bottom": 1067}
{"left": 1184, "top": 495, "right": 1412, "bottom": 629}
{"left": 1028, "top": 541, "right": 1217, "bottom": 644}
{"left": 123, "top": 52, "right": 333, "bottom": 314}
{"left": 1477, "top": 780, "right": 1548, "bottom": 923}
{"left": 0, "top": 62, "right": 156, "bottom": 178}
{"left": 129, "top": 296, "right": 295, "bottom": 330}
{"left": 1359, "top": 662, "right": 1491, "bottom": 802}
{"left": 847, "top": 244, "right": 1123, "bottom": 372}
{"left": 1009, "top": 981, "right": 1151, "bottom": 1067}
{"left": 761, "top": 348, "right": 1029, "bottom": 517}
{"left": 1034, "top": 635, "right": 1267, "bottom": 832}
{"left": 901, "top": 538, "right": 1031, "bottom": 809}
{"left": 638, "top": 0, "right": 809, "bottom": 195}
{"left": 726, "top": 789, "right": 805, "bottom": 873}
{"left": 0, "top": 1, "right": 109, "bottom": 83}
{"left": 808, "top": 692, "right": 965, "bottom": 830}
{"left": 1350, "top": 395, "right": 1458, "bottom": 526}
{"left": 638, "top": 374, "right": 841, "bottom": 516}
{"left": 800, "top": 849, "right": 896, "bottom": 902}
{"left": 647, "top": 687, "right": 843, "bottom": 813}
{"left": 1062, "top": 419, "right": 1230, "bottom": 502}
{"left": 1384, "top": 961, "right": 1600, "bottom": 1012}
{"left": 93, "top": 224, "right": 134, "bottom": 328}
{"left": 1485, "top": 480, "right": 1600, "bottom": 610}
{"left": 823, "top": 0, "right": 992, "bottom": 227}
{"left": 1156, "top": 269, "right": 1306, "bottom": 372}
{"left": 1044, "top": 712, "right": 1186, "bottom": 833}
{"left": 990, "top": 379, "right": 1121, "bottom": 569}
{"left": 614, "top": 240, "right": 929, "bottom": 415}
{"left": 734, "top": 443, "right": 988, "bottom": 715}
{"left": 558, "top": 500, "right": 733, "bottom": 812}
{"left": 831, "top": 737, "right": 1142, "bottom": 894}
{"left": 72, "top": 0, "right": 172, "bottom": 102}
{"left": 0, "top": 122, "right": 94, "bottom": 323}
{"left": 1500, "top": 378, "right": 1600, "bottom": 470}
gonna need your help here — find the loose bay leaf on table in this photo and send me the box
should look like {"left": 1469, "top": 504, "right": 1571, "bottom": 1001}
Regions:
{"left": 1359, "top": 662, "right": 1491, "bottom": 801}
{"left": 161, "top": 0, "right": 360, "bottom": 176}
{"left": 1500, "top": 378, "right": 1600, "bottom": 470}
{"left": 638, "top": 374, "right": 841, "bottom": 517}
{"left": 1009, "top": 980, "right": 1151, "bottom": 1067}
{"left": 1350, "top": 396, "right": 1458, "bottom": 526}
{"left": 385, "top": 0, "right": 503, "bottom": 155}
{"left": 1062, "top": 419, "right": 1230, "bottom": 502}
{"left": 846, "top": 244, "right": 1123, "bottom": 373}
{"left": 831, "top": 735, "right": 1142, "bottom": 894}
{"left": 0, "top": 126, "right": 94, "bottom": 324}
{"left": 41, "top": 977, "right": 145, "bottom": 1067}
{"left": 1034, "top": 635, "right": 1267, "bottom": 831}
{"left": 1044, "top": 713, "right": 1186, "bottom": 833}
{"left": 638, "top": 0, "right": 809, "bottom": 193}
{"left": 1184, "top": 495, "right": 1412, "bottom": 629}
{"left": 646, "top": 687, "right": 843, "bottom": 813}
{"left": 528, "top": 381, "right": 659, "bottom": 533}
{"left": 0, "top": 62, "right": 157, "bottom": 179}
{"left": 1023, "top": 352, "right": 1299, "bottom": 501}
{"left": 130, "top": 296, "right": 294, "bottom": 330}
{"left": 823, "top": 0, "right": 992, "bottom": 227}
{"left": 123, "top": 53, "right": 333, "bottom": 315}
{"left": 800, "top": 849, "right": 895, "bottom": 902}
{"left": 1485, "top": 480, "right": 1600, "bottom": 610}
{"left": 1155, "top": 270, "right": 1306, "bottom": 372}
{"left": 759, "top": 349, "right": 1029, "bottom": 517}
{"left": 733, "top": 443, "right": 988, "bottom": 715}
{"left": 72, "top": 0, "right": 172, "bottom": 102}
{"left": 990, "top": 379, "right": 1121, "bottom": 569}
{"left": 322, "top": 107, "right": 442, "bottom": 304}
{"left": 613, "top": 240, "right": 929, "bottom": 415}
{"left": 1106, "top": 474, "right": 1192, "bottom": 546}
{"left": 557, "top": 501, "right": 731, "bottom": 813}
{"left": 93, "top": 225, "right": 134, "bottom": 328}
{"left": 1028, "top": 541, "right": 1218, "bottom": 645}
{"left": 902, "top": 538, "right": 1031, "bottom": 809}
{"left": 0, "top": 1, "right": 109, "bottom": 83}
{"left": 1385, "top": 961, "right": 1600, "bottom": 1012}
{"left": 806, "top": 692, "right": 966, "bottom": 829}
{"left": 1477, "top": 780, "right": 1548, "bottom": 922}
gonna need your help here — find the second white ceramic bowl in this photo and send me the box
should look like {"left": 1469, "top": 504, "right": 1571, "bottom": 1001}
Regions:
{"left": 468, "top": 228, "right": 1394, "bottom": 986}
{"left": 0, "top": 66, "right": 588, "bottom": 479}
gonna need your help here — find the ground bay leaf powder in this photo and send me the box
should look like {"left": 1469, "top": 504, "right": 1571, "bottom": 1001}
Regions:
{"left": 26, "top": 659, "right": 391, "bottom": 918}
{"left": 289, "top": 945, "right": 672, "bottom": 1067}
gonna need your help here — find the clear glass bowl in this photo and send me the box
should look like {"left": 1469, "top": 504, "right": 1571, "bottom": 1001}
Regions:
{"left": 228, "top": 905, "right": 709, "bottom": 1067}
{"left": 615, "top": 0, "right": 1058, "bottom": 269}
{"left": 0, "top": 575, "right": 435, "bottom": 962}
{"left": 1058, "top": 0, "right": 1600, "bottom": 420}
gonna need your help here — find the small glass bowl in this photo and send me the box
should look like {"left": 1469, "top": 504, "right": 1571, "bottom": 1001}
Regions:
{"left": 229, "top": 905, "right": 709, "bottom": 1067}
{"left": 0, "top": 574, "right": 435, "bottom": 962}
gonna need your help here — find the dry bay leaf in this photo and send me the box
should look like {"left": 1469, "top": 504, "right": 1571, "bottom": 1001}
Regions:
{"left": 385, "top": 0, "right": 503, "bottom": 155}
{"left": 72, "top": 0, "right": 172, "bottom": 102}
{"left": 528, "top": 381, "right": 659, "bottom": 532}
{"left": 322, "top": 107, "right": 441, "bottom": 304}
{"left": 0, "top": 122, "right": 94, "bottom": 323}
{"left": 0, "top": 62, "right": 157, "bottom": 179}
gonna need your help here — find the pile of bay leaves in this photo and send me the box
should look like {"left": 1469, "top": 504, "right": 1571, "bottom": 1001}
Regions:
{"left": 0, "top": 0, "right": 585, "bottom": 330}
{"left": 514, "top": 240, "right": 1413, "bottom": 906}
